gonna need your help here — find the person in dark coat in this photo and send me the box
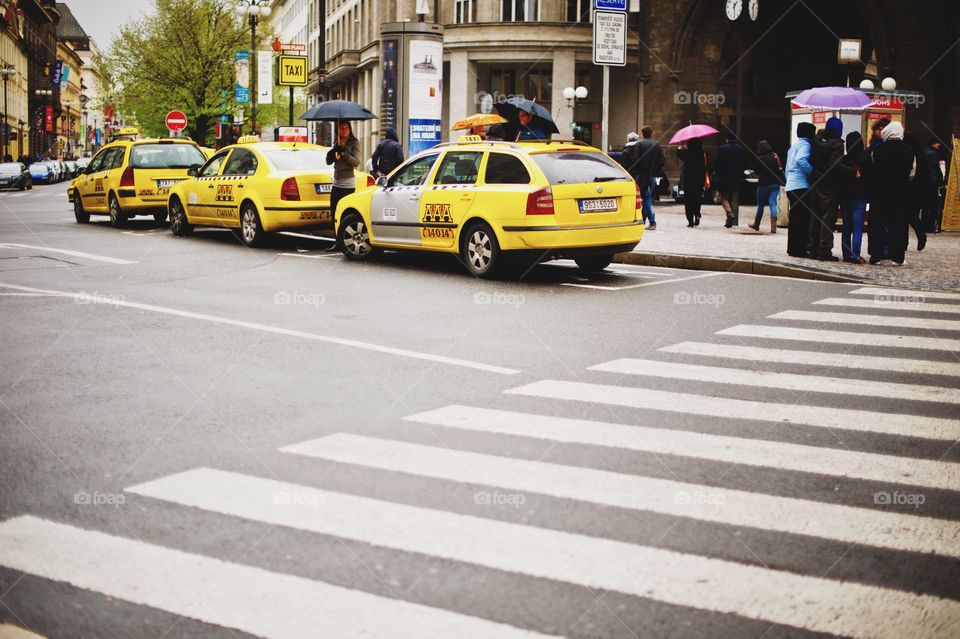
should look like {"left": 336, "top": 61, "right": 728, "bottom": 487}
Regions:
{"left": 869, "top": 121, "right": 915, "bottom": 265}
{"left": 807, "top": 117, "right": 852, "bottom": 261}
{"left": 370, "top": 126, "right": 404, "bottom": 177}
{"left": 627, "top": 125, "right": 665, "bottom": 230}
{"left": 840, "top": 131, "right": 871, "bottom": 263}
{"left": 749, "top": 140, "right": 784, "bottom": 233}
{"left": 868, "top": 117, "right": 891, "bottom": 152}
{"left": 677, "top": 138, "right": 708, "bottom": 227}
{"left": 904, "top": 132, "right": 936, "bottom": 251}
{"left": 926, "top": 139, "right": 949, "bottom": 232}
{"left": 712, "top": 135, "right": 750, "bottom": 227}
{"left": 785, "top": 122, "right": 816, "bottom": 257}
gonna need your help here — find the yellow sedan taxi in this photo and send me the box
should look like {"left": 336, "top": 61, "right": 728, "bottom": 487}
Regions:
{"left": 167, "top": 138, "right": 374, "bottom": 247}
{"left": 334, "top": 137, "right": 643, "bottom": 277}
{"left": 70, "top": 129, "right": 207, "bottom": 227}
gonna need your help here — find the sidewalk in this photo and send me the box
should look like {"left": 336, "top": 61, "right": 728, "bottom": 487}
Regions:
{"left": 625, "top": 202, "right": 960, "bottom": 293}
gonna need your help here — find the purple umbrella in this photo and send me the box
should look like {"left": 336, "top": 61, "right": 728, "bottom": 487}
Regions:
{"left": 791, "top": 87, "right": 875, "bottom": 111}
{"left": 668, "top": 124, "right": 719, "bottom": 145}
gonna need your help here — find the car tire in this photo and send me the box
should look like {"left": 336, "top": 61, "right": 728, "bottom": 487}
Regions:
{"left": 108, "top": 194, "right": 126, "bottom": 228}
{"left": 575, "top": 254, "right": 614, "bottom": 272}
{"left": 169, "top": 197, "right": 192, "bottom": 236}
{"left": 460, "top": 221, "right": 503, "bottom": 279}
{"left": 239, "top": 202, "right": 265, "bottom": 247}
{"left": 74, "top": 196, "right": 89, "bottom": 224}
{"left": 154, "top": 210, "right": 168, "bottom": 225}
{"left": 339, "top": 212, "right": 378, "bottom": 261}
{"left": 18, "top": 182, "right": 25, "bottom": 191}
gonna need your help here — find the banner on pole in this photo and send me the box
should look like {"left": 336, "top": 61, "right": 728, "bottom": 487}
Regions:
{"left": 235, "top": 51, "right": 250, "bottom": 104}
{"left": 258, "top": 51, "right": 273, "bottom": 104}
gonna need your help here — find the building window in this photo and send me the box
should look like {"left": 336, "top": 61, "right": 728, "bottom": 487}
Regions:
{"left": 501, "top": 0, "right": 538, "bottom": 22}
{"left": 566, "top": 0, "right": 591, "bottom": 22}
{"left": 488, "top": 69, "right": 515, "bottom": 101}
{"left": 523, "top": 70, "right": 551, "bottom": 102}
{"left": 455, "top": 0, "right": 474, "bottom": 24}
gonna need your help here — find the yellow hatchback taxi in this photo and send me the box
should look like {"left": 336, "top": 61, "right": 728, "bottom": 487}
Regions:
{"left": 334, "top": 137, "right": 643, "bottom": 277}
{"left": 71, "top": 129, "right": 207, "bottom": 227}
{"left": 167, "top": 138, "right": 374, "bottom": 247}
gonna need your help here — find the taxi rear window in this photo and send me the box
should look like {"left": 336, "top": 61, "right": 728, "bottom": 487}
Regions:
{"left": 531, "top": 152, "right": 630, "bottom": 185}
{"left": 262, "top": 149, "right": 330, "bottom": 171}
{"left": 130, "top": 144, "right": 205, "bottom": 169}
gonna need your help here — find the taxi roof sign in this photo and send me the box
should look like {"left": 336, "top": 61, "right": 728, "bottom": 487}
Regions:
{"left": 117, "top": 127, "right": 139, "bottom": 136}
{"left": 236, "top": 135, "right": 260, "bottom": 144}
{"left": 278, "top": 55, "right": 308, "bottom": 87}
{"left": 459, "top": 135, "right": 483, "bottom": 143}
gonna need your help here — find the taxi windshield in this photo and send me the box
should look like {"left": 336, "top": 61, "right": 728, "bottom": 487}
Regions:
{"left": 531, "top": 152, "right": 630, "bottom": 185}
{"left": 129, "top": 144, "right": 206, "bottom": 169}
{"left": 262, "top": 149, "right": 331, "bottom": 171}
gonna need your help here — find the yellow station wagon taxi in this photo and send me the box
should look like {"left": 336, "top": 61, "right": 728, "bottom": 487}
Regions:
{"left": 70, "top": 130, "right": 207, "bottom": 227}
{"left": 334, "top": 137, "right": 643, "bottom": 277}
{"left": 167, "top": 138, "right": 374, "bottom": 247}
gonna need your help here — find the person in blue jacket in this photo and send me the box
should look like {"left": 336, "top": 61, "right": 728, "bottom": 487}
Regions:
{"left": 516, "top": 108, "right": 547, "bottom": 141}
{"left": 784, "top": 122, "right": 815, "bottom": 257}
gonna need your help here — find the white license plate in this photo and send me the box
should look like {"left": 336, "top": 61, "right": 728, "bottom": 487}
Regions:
{"left": 578, "top": 198, "right": 617, "bottom": 213}
{"left": 157, "top": 179, "right": 181, "bottom": 189}
{"left": 315, "top": 184, "right": 332, "bottom": 194}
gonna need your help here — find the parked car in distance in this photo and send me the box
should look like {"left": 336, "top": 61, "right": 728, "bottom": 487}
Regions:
{"left": 29, "top": 163, "right": 54, "bottom": 184}
{"left": 0, "top": 162, "right": 32, "bottom": 190}
{"left": 64, "top": 160, "right": 78, "bottom": 179}
{"left": 42, "top": 161, "right": 61, "bottom": 183}
{"left": 76, "top": 156, "right": 91, "bottom": 171}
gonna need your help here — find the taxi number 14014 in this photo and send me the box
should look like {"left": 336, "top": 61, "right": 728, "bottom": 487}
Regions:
{"left": 578, "top": 198, "right": 618, "bottom": 213}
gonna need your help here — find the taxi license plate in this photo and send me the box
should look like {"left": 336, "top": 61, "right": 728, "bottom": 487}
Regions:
{"left": 157, "top": 179, "right": 181, "bottom": 189}
{"left": 578, "top": 198, "right": 617, "bottom": 213}
{"left": 315, "top": 184, "right": 332, "bottom": 194}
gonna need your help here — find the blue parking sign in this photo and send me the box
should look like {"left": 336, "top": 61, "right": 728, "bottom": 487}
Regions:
{"left": 594, "top": 0, "right": 627, "bottom": 11}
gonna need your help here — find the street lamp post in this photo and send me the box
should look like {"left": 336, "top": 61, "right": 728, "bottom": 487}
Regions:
{"left": 235, "top": 0, "right": 272, "bottom": 134}
{"left": 0, "top": 66, "right": 16, "bottom": 161}
{"left": 35, "top": 89, "right": 52, "bottom": 158}
{"left": 63, "top": 100, "right": 74, "bottom": 157}
{"left": 562, "top": 85, "right": 588, "bottom": 140}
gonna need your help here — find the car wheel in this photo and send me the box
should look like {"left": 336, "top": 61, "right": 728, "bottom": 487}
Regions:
{"left": 339, "top": 212, "right": 377, "bottom": 260}
{"left": 154, "top": 210, "right": 168, "bottom": 225}
{"left": 169, "top": 197, "right": 192, "bottom": 236}
{"left": 74, "top": 196, "right": 89, "bottom": 224}
{"left": 18, "top": 182, "right": 25, "bottom": 191}
{"left": 108, "top": 194, "right": 126, "bottom": 228}
{"left": 575, "top": 254, "right": 614, "bottom": 273}
{"left": 239, "top": 202, "right": 264, "bottom": 247}
{"left": 461, "top": 222, "right": 502, "bottom": 279}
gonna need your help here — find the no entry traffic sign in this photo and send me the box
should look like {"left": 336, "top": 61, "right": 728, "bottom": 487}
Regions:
{"left": 165, "top": 110, "right": 188, "bottom": 132}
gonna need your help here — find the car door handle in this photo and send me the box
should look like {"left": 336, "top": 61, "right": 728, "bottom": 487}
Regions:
{"left": 207, "top": 185, "right": 214, "bottom": 188}
{"left": 408, "top": 196, "right": 419, "bottom": 202}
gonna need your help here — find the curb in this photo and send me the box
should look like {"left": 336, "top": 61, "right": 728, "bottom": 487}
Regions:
{"left": 614, "top": 251, "right": 864, "bottom": 284}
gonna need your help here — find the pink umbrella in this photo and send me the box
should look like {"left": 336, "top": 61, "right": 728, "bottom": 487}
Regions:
{"left": 669, "top": 124, "right": 720, "bottom": 145}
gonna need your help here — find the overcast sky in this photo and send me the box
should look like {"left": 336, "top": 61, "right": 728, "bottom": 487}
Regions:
{"left": 64, "top": 0, "right": 156, "bottom": 53}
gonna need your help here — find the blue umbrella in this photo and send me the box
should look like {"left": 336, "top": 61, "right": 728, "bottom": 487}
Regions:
{"left": 494, "top": 97, "right": 560, "bottom": 136}
{"left": 300, "top": 100, "right": 378, "bottom": 121}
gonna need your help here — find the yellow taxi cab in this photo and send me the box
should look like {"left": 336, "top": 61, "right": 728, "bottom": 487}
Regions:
{"left": 167, "top": 137, "right": 374, "bottom": 247}
{"left": 334, "top": 136, "right": 643, "bottom": 277}
{"left": 70, "top": 128, "right": 207, "bottom": 227}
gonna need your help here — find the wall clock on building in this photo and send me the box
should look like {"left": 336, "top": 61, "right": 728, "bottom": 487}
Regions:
{"left": 748, "top": 0, "right": 759, "bottom": 21}
{"left": 725, "top": 0, "right": 743, "bottom": 21}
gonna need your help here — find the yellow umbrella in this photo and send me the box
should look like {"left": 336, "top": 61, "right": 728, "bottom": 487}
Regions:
{"left": 452, "top": 113, "right": 507, "bottom": 131}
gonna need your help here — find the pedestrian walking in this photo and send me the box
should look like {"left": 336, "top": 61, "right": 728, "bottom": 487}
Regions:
{"left": 807, "top": 117, "right": 852, "bottom": 261}
{"left": 713, "top": 134, "right": 750, "bottom": 227}
{"left": 840, "top": 131, "right": 871, "bottom": 263}
{"left": 868, "top": 121, "right": 915, "bottom": 265}
{"left": 904, "top": 132, "right": 936, "bottom": 251}
{"left": 626, "top": 125, "right": 665, "bottom": 230}
{"left": 785, "top": 122, "right": 816, "bottom": 257}
{"left": 677, "top": 138, "right": 708, "bottom": 227}
{"left": 371, "top": 126, "right": 404, "bottom": 178}
{"left": 325, "top": 121, "right": 361, "bottom": 247}
{"left": 927, "top": 139, "right": 949, "bottom": 232}
{"left": 748, "top": 140, "right": 784, "bottom": 233}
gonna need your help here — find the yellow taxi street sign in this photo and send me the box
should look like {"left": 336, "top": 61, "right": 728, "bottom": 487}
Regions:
{"left": 278, "top": 55, "right": 308, "bottom": 87}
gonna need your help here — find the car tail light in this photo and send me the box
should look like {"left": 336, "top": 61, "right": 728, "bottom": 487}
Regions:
{"left": 119, "top": 166, "right": 135, "bottom": 187}
{"left": 281, "top": 177, "right": 300, "bottom": 201}
{"left": 526, "top": 186, "right": 554, "bottom": 215}
{"left": 366, "top": 175, "right": 375, "bottom": 187}
{"left": 636, "top": 189, "right": 643, "bottom": 212}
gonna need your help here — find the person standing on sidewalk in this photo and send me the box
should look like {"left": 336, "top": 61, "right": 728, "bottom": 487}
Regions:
{"left": 840, "top": 131, "right": 871, "bottom": 263}
{"left": 904, "top": 132, "right": 935, "bottom": 251}
{"left": 808, "top": 117, "right": 852, "bottom": 261}
{"left": 371, "top": 126, "right": 404, "bottom": 178}
{"left": 627, "top": 126, "right": 665, "bottom": 230}
{"left": 749, "top": 140, "right": 784, "bottom": 233}
{"left": 785, "top": 122, "right": 816, "bottom": 257}
{"left": 869, "top": 121, "right": 915, "bottom": 266}
{"left": 326, "top": 121, "right": 361, "bottom": 247}
{"left": 713, "top": 134, "right": 750, "bottom": 228}
{"left": 677, "top": 138, "right": 708, "bottom": 227}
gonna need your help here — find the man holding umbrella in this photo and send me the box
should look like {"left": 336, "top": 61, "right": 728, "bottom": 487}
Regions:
{"left": 494, "top": 97, "right": 558, "bottom": 142}
{"left": 517, "top": 108, "right": 548, "bottom": 141}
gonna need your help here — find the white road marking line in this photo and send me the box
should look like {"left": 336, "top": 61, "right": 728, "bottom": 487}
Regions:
{"left": 770, "top": 310, "right": 960, "bottom": 331}
{"left": 405, "top": 405, "right": 960, "bottom": 491}
{"left": 589, "top": 358, "right": 959, "bottom": 404}
{"left": 0, "top": 516, "right": 547, "bottom": 639}
{"left": 130, "top": 468, "right": 960, "bottom": 639}
{"left": 562, "top": 271, "right": 722, "bottom": 290}
{"left": 850, "top": 287, "right": 960, "bottom": 301}
{"left": 719, "top": 324, "right": 959, "bottom": 352}
{"left": 121, "top": 229, "right": 165, "bottom": 237}
{"left": 813, "top": 297, "right": 960, "bottom": 314}
{"left": 660, "top": 341, "right": 960, "bottom": 377}
{"left": 282, "top": 434, "right": 960, "bottom": 559}
{"left": 0, "top": 283, "right": 520, "bottom": 375}
{"left": 0, "top": 243, "right": 136, "bottom": 265}
{"left": 278, "top": 252, "right": 340, "bottom": 260}
{"left": 279, "top": 231, "right": 335, "bottom": 242}
{"left": 505, "top": 379, "right": 959, "bottom": 441}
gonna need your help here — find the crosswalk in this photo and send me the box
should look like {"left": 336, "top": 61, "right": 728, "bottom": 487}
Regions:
{"left": 2, "top": 284, "right": 960, "bottom": 638}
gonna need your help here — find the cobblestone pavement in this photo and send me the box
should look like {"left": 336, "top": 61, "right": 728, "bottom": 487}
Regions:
{"left": 635, "top": 202, "right": 960, "bottom": 293}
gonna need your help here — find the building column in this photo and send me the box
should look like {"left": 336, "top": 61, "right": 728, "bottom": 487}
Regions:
{"left": 551, "top": 50, "right": 576, "bottom": 137}
{"left": 448, "top": 51, "right": 475, "bottom": 141}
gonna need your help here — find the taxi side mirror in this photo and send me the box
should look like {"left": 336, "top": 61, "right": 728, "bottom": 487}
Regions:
{"left": 187, "top": 166, "right": 199, "bottom": 177}
{"left": 375, "top": 175, "right": 388, "bottom": 188}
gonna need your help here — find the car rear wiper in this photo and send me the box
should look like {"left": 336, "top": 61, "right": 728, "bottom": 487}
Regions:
{"left": 593, "top": 176, "right": 627, "bottom": 182}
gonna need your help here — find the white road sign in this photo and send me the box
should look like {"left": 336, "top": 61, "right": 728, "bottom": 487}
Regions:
{"left": 593, "top": 11, "right": 627, "bottom": 66}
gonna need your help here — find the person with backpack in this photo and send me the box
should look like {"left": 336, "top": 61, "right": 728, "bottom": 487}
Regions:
{"left": 808, "top": 117, "right": 852, "bottom": 261}
{"left": 626, "top": 125, "right": 665, "bottom": 230}
{"left": 748, "top": 140, "right": 785, "bottom": 233}
{"left": 370, "top": 127, "right": 404, "bottom": 177}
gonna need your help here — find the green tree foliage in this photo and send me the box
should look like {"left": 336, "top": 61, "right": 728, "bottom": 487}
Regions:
{"left": 106, "top": 0, "right": 248, "bottom": 145}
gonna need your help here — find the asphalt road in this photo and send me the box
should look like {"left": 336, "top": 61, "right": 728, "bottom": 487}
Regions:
{"left": 1, "top": 182, "right": 959, "bottom": 639}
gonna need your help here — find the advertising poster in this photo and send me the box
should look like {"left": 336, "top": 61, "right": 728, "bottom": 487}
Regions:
{"left": 45, "top": 106, "right": 53, "bottom": 133}
{"left": 235, "top": 51, "right": 250, "bottom": 104}
{"left": 379, "top": 39, "right": 398, "bottom": 133}
{"left": 407, "top": 39, "right": 442, "bottom": 155}
{"left": 258, "top": 51, "right": 273, "bottom": 104}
